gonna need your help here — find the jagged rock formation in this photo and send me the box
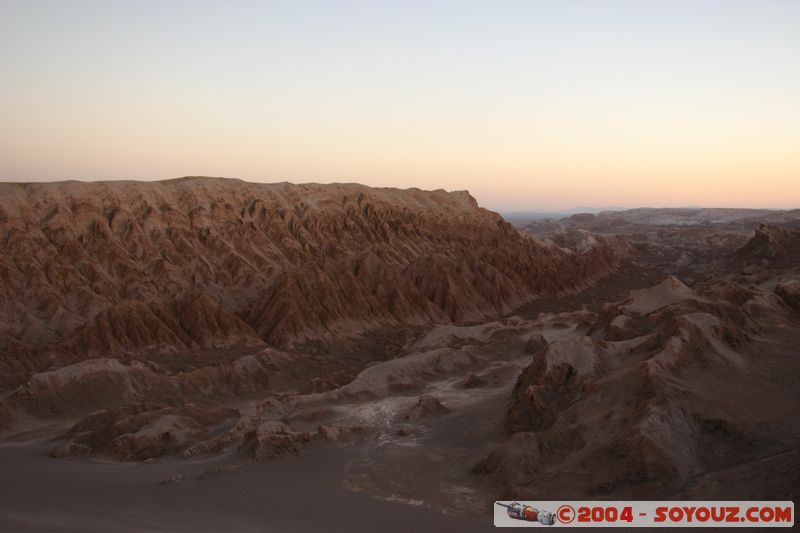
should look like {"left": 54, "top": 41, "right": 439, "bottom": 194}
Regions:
{"left": 0, "top": 178, "right": 617, "bottom": 354}
{"left": 736, "top": 224, "right": 800, "bottom": 265}
{"left": 50, "top": 399, "right": 237, "bottom": 461}
{"left": 0, "top": 177, "right": 620, "bottom": 436}
{"left": 775, "top": 281, "right": 800, "bottom": 311}
{"left": 523, "top": 209, "right": 800, "bottom": 285}
{"left": 476, "top": 276, "right": 800, "bottom": 499}
{"left": 402, "top": 395, "right": 450, "bottom": 421}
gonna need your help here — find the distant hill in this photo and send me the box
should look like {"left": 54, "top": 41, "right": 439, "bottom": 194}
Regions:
{"left": 522, "top": 207, "right": 800, "bottom": 234}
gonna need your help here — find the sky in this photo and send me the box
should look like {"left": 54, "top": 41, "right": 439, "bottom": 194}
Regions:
{"left": 1, "top": 1, "right": 798, "bottom": 211}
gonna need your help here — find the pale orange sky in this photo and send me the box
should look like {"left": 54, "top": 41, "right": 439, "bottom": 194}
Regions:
{"left": 1, "top": 1, "right": 798, "bottom": 211}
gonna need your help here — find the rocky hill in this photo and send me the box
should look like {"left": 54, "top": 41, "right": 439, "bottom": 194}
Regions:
{"left": 0, "top": 177, "right": 620, "bottom": 432}
{"left": 476, "top": 275, "right": 800, "bottom": 500}
{"left": 736, "top": 224, "right": 800, "bottom": 265}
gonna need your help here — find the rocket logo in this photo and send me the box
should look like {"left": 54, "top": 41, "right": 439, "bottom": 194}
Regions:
{"left": 496, "top": 502, "right": 556, "bottom": 526}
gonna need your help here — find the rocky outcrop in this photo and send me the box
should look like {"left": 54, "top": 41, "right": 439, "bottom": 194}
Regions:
{"left": 0, "top": 179, "right": 619, "bottom": 348}
{"left": 51, "top": 400, "right": 237, "bottom": 461}
{"left": 402, "top": 395, "right": 450, "bottom": 421}
{"left": 775, "top": 280, "right": 800, "bottom": 311}
{"left": 736, "top": 224, "right": 800, "bottom": 265}
{"left": 456, "top": 372, "right": 487, "bottom": 389}
{"left": 478, "top": 276, "right": 796, "bottom": 499}
{"left": 10, "top": 359, "right": 171, "bottom": 418}
{"left": 0, "top": 178, "right": 619, "bottom": 393}
{"left": 240, "top": 421, "right": 312, "bottom": 460}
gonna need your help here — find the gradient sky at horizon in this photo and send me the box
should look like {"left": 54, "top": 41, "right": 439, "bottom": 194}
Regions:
{"left": 1, "top": 1, "right": 798, "bottom": 211}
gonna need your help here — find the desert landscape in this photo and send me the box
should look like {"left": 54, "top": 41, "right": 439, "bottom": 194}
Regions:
{"left": 2, "top": 2, "right": 799, "bottom": 529}
{"left": 0, "top": 177, "right": 797, "bottom": 530}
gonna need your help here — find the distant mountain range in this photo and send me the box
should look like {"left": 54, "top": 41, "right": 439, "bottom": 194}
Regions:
{"left": 503, "top": 206, "right": 798, "bottom": 228}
